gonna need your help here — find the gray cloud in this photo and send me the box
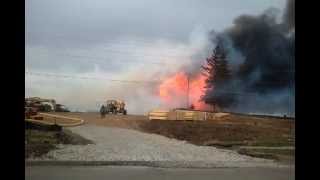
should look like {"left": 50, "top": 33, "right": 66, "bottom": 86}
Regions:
{"left": 26, "top": 0, "right": 285, "bottom": 47}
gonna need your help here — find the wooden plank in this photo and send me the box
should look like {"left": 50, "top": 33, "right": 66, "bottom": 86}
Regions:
{"left": 148, "top": 110, "right": 169, "bottom": 120}
{"left": 148, "top": 109, "right": 229, "bottom": 121}
{"left": 149, "top": 116, "right": 168, "bottom": 120}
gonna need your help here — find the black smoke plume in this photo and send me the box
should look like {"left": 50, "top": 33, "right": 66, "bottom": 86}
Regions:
{"left": 203, "top": 0, "right": 295, "bottom": 116}
{"left": 283, "top": 0, "right": 295, "bottom": 32}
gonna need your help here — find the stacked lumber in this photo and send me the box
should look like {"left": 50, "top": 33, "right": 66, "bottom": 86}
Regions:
{"left": 148, "top": 109, "right": 229, "bottom": 121}
{"left": 25, "top": 113, "right": 84, "bottom": 127}
{"left": 148, "top": 110, "right": 170, "bottom": 120}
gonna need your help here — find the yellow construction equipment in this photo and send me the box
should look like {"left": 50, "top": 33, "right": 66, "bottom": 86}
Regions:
{"left": 101, "top": 99, "right": 127, "bottom": 115}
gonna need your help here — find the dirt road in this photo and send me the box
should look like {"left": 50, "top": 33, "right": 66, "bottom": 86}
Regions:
{"left": 33, "top": 124, "right": 286, "bottom": 168}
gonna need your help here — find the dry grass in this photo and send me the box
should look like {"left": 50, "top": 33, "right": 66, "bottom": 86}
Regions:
{"left": 139, "top": 116, "right": 294, "bottom": 147}
{"left": 25, "top": 129, "right": 93, "bottom": 159}
{"left": 237, "top": 148, "right": 295, "bottom": 162}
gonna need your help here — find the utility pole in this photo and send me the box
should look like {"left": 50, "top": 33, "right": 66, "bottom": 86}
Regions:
{"left": 186, "top": 73, "right": 190, "bottom": 109}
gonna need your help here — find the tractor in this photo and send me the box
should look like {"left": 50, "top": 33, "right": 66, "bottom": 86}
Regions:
{"left": 103, "top": 100, "right": 127, "bottom": 115}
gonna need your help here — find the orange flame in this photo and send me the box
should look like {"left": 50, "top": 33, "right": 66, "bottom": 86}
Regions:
{"left": 159, "top": 71, "right": 207, "bottom": 110}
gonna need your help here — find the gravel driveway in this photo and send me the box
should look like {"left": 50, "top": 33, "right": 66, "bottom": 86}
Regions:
{"left": 34, "top": 125, "right": 284, "bottom": 168}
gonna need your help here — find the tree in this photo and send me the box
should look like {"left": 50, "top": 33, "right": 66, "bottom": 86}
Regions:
{"left": 202, "top": 41, "right": 231, "bottom": 86}
{"left": 201, "top": 40, "right": 233, "bottom": 110}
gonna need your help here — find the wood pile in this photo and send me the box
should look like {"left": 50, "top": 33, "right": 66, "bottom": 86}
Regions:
{"left": 148, "top": 109, "right": 229, "bottom": 121}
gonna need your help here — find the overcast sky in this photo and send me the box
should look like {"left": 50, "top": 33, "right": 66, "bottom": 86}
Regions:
{"left": 26, "top": 0, "right": 287, "bottom": 113}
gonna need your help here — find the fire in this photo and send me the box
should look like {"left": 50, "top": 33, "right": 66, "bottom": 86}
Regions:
{"left": 159, "top": 71, "right": 207, "bottom": 110}
{"left": 189, "top": 74, "right": 207, "bottom": 109}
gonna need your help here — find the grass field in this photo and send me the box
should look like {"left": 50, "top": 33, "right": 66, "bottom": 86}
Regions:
{"left": 139, "top": 115, "right": 294, "bottom": 147}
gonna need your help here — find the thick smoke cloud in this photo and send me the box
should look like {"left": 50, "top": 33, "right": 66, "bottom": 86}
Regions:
{"left": 283, "top": 0, "right": 295, "bottom": 32}
{"left": 203, "top": 0, "right": 295, "bottom": 116}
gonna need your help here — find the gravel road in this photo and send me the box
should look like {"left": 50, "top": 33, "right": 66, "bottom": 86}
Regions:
{"left": 33, "top": 125, "right": 284, "bottom": 168}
